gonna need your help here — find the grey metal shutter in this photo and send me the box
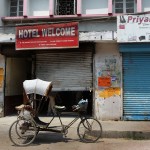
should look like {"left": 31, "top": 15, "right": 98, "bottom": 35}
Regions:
{"left": 123, "top": 53, "right": 150, "bottom": 120}
{"left": 36, "top": 48, "right": 93, "bottom": 91}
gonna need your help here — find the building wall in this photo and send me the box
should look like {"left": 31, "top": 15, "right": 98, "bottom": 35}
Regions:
{"left": 0, "top": 20, "right": 116, "bottom": 43}
{"left": 0, "top": 54, "right": 5, "bottom": 117}
{"left": 0, "top": 0, "right": 150, "bottom": 19}
{"left": 0, "top": 0, "right": 9, "bottom": 25}
{"left": 142, "top": 0, "right": 150, "bottom": 12}
{"left": 94, "top": 42, "right": 122, "bottom": 120}
{"left": 79, "top": 21, "right": 116, "bottom": 31}
{"left": 28, "top": 0, "right": 49, "bottom": 16}
{"left": 82, "top": 0, "right": 108, "bottom": 14}
{"left": 26, "top": 0, "right": 30, "bottom": 16}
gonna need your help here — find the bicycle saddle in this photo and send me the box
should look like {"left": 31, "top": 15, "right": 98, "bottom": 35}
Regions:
{"left": 54, "top": 105, "right": 66, "bottom": 111}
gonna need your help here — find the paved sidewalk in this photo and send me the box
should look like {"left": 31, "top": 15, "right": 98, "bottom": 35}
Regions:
{"left": 1, "top": 116, "right": 150, "bottom": 139}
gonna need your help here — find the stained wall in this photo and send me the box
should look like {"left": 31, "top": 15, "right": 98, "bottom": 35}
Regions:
{"left": 94, "top": 42, "right": 122, "bottom": 120}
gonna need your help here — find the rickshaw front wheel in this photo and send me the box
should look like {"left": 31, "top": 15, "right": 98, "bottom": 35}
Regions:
{"left": 77, "top": 118, "right": 102, "bottom": 143}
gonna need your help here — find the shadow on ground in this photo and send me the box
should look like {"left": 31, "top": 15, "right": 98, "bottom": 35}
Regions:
{"left": 32, "top": 132, "right": 79, "bottom": 145}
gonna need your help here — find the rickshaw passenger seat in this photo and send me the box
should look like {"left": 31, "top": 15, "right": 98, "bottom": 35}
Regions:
{"left": 33, "top": 116, "right": 49, "bottom": 127}
{"left": 15, "top": 104, "right": 33, "bottom": 111}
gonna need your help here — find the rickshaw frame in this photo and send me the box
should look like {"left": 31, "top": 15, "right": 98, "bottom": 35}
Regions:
{"left": 9, "top": 79, "right": 102, "bottom": 146}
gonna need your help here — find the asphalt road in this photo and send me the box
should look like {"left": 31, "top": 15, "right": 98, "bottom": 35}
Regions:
{"left": 1, "top": 134, "right": 150, "bottom": 150}
{"left": 1, "top": 116, "right": 150, "bottom": 150}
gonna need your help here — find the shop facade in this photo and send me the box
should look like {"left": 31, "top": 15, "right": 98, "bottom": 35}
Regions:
{"left": 120, "top": 43, "right": 150, "bottom": 120}
{"left": 117, "top": 14, "right": 150, "bottom": 120}
{"left": 35, "top": 43, "right": 94, "bottom": 114}
{"left": 1, "top": 22, "right": 95, "bottom": 116}
{"left": 1, "top": 0, "right": 150, "bottom": 120}
{"left": 0, "top": 44, "right": 33, "bottom": 116}
{"left": 0, "top": 20, "right": 123, "bottom": 120}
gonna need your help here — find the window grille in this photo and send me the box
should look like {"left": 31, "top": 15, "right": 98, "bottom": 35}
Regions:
{"left": 114, "top": 0, "right": 135, "bottom": 14}
{"left": 10, "top": 0, "right": 23, "bottom": 16}
{"left": 55, "top": 0, "right": 77, "bottom": 15}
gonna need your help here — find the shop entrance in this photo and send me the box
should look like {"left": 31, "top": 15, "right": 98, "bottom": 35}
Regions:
{"left": 39, "top": 91, "right": 93, "bottom": 116}
{"left": 4, "top": 57, "right": 32, "bottom": 116}
{"left": 35, "top": 43, "right": 94, "bottom": 116}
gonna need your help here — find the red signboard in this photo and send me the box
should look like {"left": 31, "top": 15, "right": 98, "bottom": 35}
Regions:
{"left": 16, "top": 22, "right": 79, "bottom": 50}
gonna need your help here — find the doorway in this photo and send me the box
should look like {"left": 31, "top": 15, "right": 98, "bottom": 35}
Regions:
{"left": 4, "top": 57, "right": 32, "bottom": 116}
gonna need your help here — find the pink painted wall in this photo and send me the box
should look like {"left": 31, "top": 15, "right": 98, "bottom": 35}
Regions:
{"left": 4, "top": 0, "right": 150, "bottom": 21}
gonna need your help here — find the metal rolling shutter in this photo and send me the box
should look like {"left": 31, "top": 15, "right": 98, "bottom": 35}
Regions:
{"left": 123, "top": 53, "right": 150, "bottom": 120}
{"left": 36, "top": 48, "right": 93, "bottom": 91}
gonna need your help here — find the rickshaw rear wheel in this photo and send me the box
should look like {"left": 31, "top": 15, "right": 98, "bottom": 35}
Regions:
{"left": 9, "top": 118, "right": 37, "bottom": 146}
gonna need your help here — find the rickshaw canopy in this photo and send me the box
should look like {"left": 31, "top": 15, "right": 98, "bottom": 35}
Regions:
{"left": 23, "top": 79, "right": 52, "bottom": 96}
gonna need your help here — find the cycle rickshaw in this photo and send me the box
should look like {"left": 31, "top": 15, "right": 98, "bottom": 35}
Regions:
{"left": 9, "top": 79, "right": 102, "bottom": 146}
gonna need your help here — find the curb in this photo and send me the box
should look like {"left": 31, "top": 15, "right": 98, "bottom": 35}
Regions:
{"left": 102, "top": 131, "right": 150, "bottom": 139}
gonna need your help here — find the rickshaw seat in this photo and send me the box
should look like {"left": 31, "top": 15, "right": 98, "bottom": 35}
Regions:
{"left": 33, "top": 116, "right": 49, "bottom": 127}
{"left": 15, "top": 104, "right": 33, "bottom": 111}
{"left": 54, "top": 105, "right": 66, "bottom": 111}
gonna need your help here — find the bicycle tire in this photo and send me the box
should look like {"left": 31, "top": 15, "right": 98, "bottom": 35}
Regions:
{"left": 9, "top": 118, "right": 37, "bottom": 146}
{"left": 77, "top": 117, "right": 102, "bottom": 143}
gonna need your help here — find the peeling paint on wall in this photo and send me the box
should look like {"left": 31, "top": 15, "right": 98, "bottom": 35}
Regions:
{"left": 94, "top": 43, "right": 122, "bottom": 120}
{"left": 0, "top": 68, "right": 4, "bottom": 88}
{"left": 95, "top": 93, "right": 122, "bottom": 120}
{"left": 96, "top": 56, "right": 121, "bottom": 89}
{"left": 99, "top": 87, "right": 121, "bottom": 99}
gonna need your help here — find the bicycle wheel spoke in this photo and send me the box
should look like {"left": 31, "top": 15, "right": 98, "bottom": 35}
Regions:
{"left": 9, "top": 118, "right": 37, "bottom": 146}
{"left": 77, "top": 118, "right": 102, "bottom": 143}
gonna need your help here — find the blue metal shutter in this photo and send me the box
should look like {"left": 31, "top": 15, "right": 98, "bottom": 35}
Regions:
{"left": 119, "top": 43, "right": 150, "bottom": 52}
{"left": 123, "top": 53, "right": 150, "bottom": 120}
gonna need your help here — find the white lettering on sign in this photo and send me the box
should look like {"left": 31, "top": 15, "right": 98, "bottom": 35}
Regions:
{"left": 18, "top": 27, "right": 76, "bottom": 38}
{"left": 71, "top": 27, "right": 75, "bottom": 36}
{"left": 19, "top": 29, "right": 39, "bottom": 38}
{"left": 56, "top": 28, "right": 60, "bottom": 36}
{"left": 42, "top": 27, "right": 75, "bottom": 37}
